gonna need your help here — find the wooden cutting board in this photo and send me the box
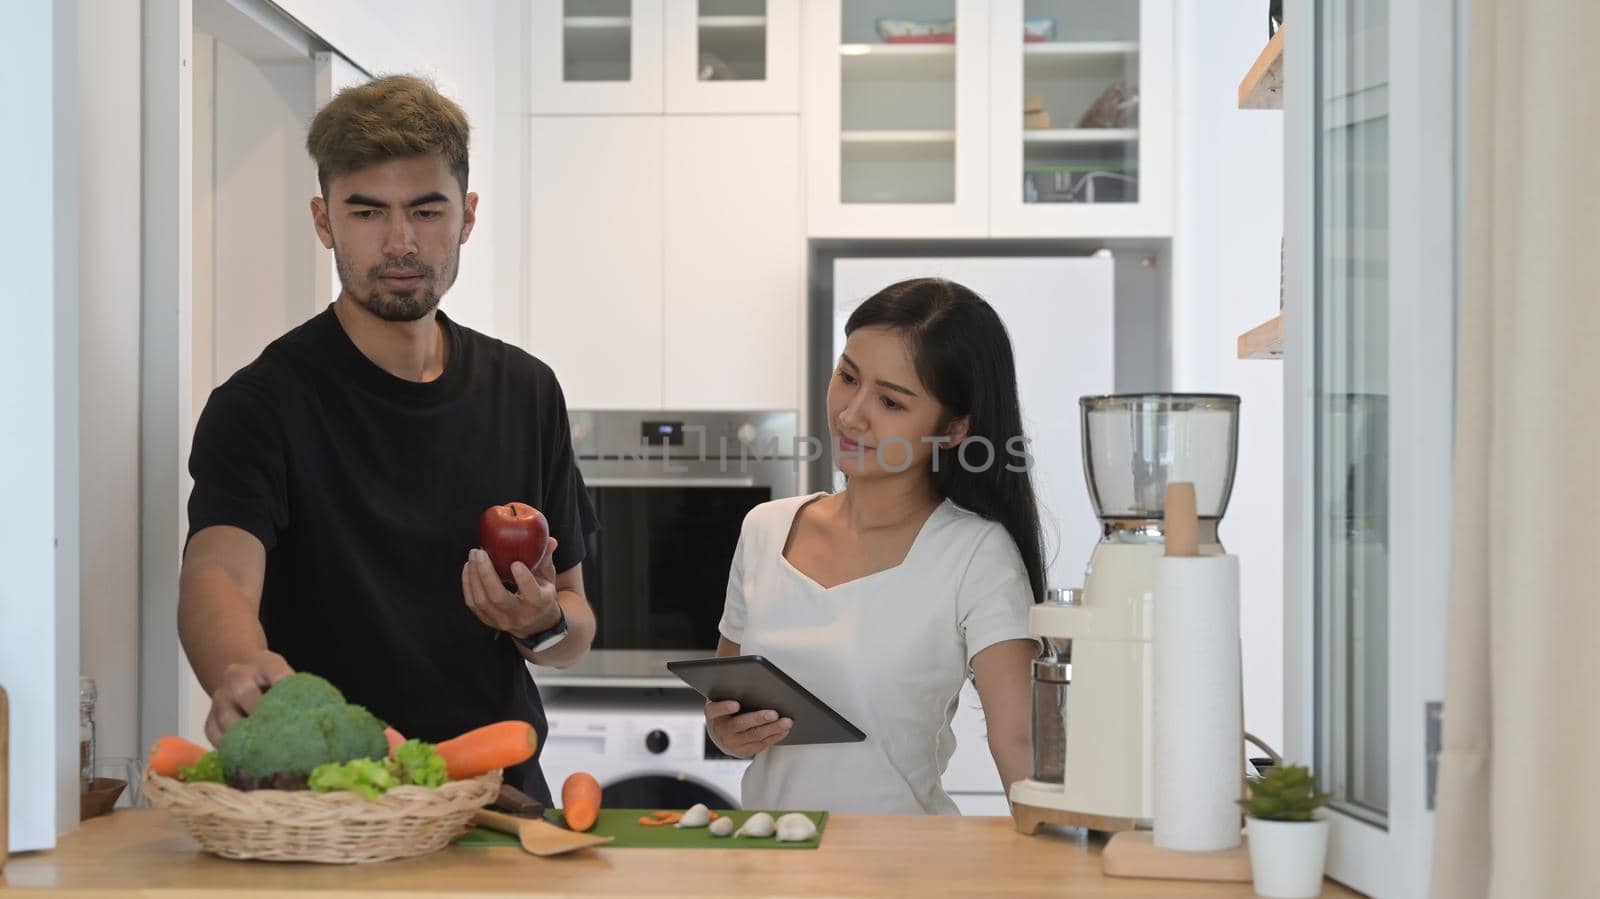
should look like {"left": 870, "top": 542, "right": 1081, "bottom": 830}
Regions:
{"left": 457, "top": 809, "right": 829, "bottom": 850}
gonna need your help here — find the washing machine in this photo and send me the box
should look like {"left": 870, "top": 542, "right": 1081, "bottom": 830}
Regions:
{"left": 538, "top": 687, "right": 750, "bottom": 809}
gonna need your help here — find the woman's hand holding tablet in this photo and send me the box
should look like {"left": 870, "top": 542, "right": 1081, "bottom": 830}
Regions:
{"left": 669, "top": 655, "right": 867, "bottom": 749}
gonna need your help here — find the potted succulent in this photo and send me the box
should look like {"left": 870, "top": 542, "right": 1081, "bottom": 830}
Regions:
{"left": 1238, "top": 764, "right": 1331, "bottom": 898}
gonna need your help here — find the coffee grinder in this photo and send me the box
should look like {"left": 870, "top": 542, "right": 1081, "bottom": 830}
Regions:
{"left": 1012, "top": 394, "right": 1241, "bottom": 833}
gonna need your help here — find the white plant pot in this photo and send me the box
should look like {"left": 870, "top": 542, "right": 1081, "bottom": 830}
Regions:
{"left": 1245, "top": 814, "right": 1330, "bottom": 898}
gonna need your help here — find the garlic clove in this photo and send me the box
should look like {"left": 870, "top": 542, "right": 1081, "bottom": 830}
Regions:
{"left": 775, "top": 813, "right": 818, "bottom": 842}
{"left": 675, "top": 803, "right": 712, "bottom": 828}
{"left": 709, "top": 816, "right": 735, "bottom": 837}
{"left": 734, "top": 811, "right": 776, "bottom": 838}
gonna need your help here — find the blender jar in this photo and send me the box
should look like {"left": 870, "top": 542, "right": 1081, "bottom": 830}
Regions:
{"left": 1079, "top": 394, "right": 1242, "bottom": 526}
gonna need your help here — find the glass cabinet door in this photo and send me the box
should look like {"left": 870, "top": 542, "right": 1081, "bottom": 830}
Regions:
{"left": 987, "top": 0, "right": 1174, "bottom": 238}
{"left": 694, "top": 0, "right": 768, "bottom": 82}
{"left": 530, "top": 0, "right": 665, "bottom": 114}
{"left": 839, "top": 0, "right": 961, "bottom": 205}
{"left": 564, "top": 0, "right": 636, "bottom": 83}
{"left": 1016, "top": 1, "right": 1140, "bottom": 206}
{"left": 664, "top": 0, "right": 799, "bottom": 113}
{"left": 805, "top": 0, "right": 990, "bottom": 236}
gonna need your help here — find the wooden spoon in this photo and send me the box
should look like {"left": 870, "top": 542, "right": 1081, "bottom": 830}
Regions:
{"left": 471, "top": 808, "right": 613, "bottom": 857}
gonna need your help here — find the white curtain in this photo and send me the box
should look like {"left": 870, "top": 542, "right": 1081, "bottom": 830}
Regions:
{"left": 1430, "top": 1, "right": 1600, "bottom": 896}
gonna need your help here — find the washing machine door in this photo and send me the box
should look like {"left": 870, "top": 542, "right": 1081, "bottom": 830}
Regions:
{"left": 602, "top": 774, "right": 737, "bottom": 810}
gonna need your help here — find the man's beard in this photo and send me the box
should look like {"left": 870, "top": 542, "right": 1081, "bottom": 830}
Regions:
{"left": 334, "top": 243, "right": 459, "bottom": 323}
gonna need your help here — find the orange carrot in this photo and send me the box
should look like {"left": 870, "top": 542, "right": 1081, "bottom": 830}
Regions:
{"left": 148, "top": 735, "right": 208, "bottom": 778}
{"left": 561, "top": 772, "right": 602, "bottom": 832}
{"left": 636, "top": 809, "right": 716, "bottom": 826}
{"left": 436, "top": 721, "right": 538, "bottom": 780}
{"left": 384, "top": 726, "right": 406, "bottom": 758}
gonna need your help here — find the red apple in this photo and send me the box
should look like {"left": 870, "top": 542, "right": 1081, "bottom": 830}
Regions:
{"left": 478, "top": 502, "right": 550, "bottom": 583}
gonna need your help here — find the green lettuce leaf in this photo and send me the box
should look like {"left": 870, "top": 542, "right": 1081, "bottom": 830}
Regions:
{"left": 308, "top": 757, "right": 399, "bottom": 801}
{"left": 178, "top": 750, "right": 225, "bottom": 784}
{"left": 393, "top": 739, "right": 448, "bottom": 787}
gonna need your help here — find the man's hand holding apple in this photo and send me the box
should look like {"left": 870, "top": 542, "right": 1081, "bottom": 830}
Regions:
{"left": 462, "top": 502, "right": 563, "bottom": 641}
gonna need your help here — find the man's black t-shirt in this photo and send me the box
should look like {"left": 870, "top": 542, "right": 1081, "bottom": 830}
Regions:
{"left": 186, "top": 306, "right": 597, "bottom": 805}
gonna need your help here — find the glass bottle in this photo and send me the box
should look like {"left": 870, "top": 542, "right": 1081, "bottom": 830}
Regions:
{"left": 79, "top": 676, "right": 97, "bottom": 793}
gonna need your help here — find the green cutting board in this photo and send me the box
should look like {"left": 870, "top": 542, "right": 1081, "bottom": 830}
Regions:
{"left": 456, "top": 809, "right": 828, "bottom": 849}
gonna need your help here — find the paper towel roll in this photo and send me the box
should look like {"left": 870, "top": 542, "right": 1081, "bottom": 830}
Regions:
{"left": 1152, "top": 553, "right": 1243, "bottom": 851}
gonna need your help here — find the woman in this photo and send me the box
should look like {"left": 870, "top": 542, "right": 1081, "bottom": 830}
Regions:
{"left": 706, "top": 278, "right": 1045, "bottom": 815}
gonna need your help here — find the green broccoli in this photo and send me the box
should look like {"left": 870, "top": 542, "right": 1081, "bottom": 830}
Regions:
{"left": 253, "top": 672, "right": 346, "bottom": 717}
{"left": 219, "top": 701, "right": 389, "bottom": 786}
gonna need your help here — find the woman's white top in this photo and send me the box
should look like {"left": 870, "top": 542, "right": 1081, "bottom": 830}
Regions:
{"left": 718, "top": 492, "right": 1034, "bottom": 814}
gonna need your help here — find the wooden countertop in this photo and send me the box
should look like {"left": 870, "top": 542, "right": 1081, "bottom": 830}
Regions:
{"left": 0, "top": 810, "right": 1360, "bottom": 897}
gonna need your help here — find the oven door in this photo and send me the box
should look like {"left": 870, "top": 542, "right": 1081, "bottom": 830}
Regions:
{"left": 578, "top": 458, "right": 797, "bottom": 653}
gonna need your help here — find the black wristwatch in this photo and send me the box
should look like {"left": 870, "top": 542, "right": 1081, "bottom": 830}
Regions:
{"left": 512, "top": 607, "right": 569, "bottom": 653}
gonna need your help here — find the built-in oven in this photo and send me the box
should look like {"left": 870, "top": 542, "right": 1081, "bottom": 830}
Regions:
{"left": 532, "top": 411, "right": 800, "bottom": 810}
{"left": 569, "top": 410, "right": 802, "bottom": 665}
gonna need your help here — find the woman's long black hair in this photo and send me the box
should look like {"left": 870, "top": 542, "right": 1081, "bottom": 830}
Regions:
{"left": 844, "top": 278, "right": 1048, "bottom": 604}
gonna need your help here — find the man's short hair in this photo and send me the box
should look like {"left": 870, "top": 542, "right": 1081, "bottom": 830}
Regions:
{"left": 305, "top": 74, "right": 470, "bottom": 197}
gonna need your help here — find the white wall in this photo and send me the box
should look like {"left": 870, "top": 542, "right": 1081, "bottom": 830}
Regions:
{"left": 271, "top": 0, "right": 504, "bottom": 336}
{"left": 1172, "top": 3, "right": 1287, "bottom": 754}
{"left": 2, "top": 0, "right": 80, "bottom": 850}
{"left": 401, "top": 0, "right": 502, "bottom": 336}
{"left": 77, "top": 0, "right": 145, "bottom": 782}
{"left": 211, "top": 45, "right": 318, "bottom": 381}
{"left": 491, "top": 0, "right": 529, "bottom": 347}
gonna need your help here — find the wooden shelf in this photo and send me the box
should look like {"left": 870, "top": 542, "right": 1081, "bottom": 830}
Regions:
{"left": 1238, "top": 27, "right": 1285, "bottom": 109}
{"left": 1238, "top": 32, "right": 1285, "bottom": 360}
{"left": 1238, "top": 313, "right": 1284, "bottom": 360}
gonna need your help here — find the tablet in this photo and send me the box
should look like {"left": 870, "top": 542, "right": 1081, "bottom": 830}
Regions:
{"left": 667, "top": 655, "right": 867, "bottom": 746}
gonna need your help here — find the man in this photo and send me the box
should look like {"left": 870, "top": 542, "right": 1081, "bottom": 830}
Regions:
{"left": 178, "top": 75, "right": 597, "bottom": 805}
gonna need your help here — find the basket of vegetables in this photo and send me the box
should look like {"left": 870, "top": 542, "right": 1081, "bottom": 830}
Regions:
{"left": 142, "top": 673, "right": 534, "bottom": 864}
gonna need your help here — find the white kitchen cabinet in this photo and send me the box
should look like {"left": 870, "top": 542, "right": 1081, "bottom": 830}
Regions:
{"left": 802, "top": 0, "right": 1173, "bottom": 239}
{"left": 527, "top": 116, "right": 664, "bottom": 409}
{"left": 530, "top": 0, "right": 665, "bottom": 114}
{"left": 662, "top": 116, "right": 801, "bottom": 410}
{"left": 528, "top": 115, "right": 801, "bottom": 411}
{"left": 987, "top": 0, "right": 1173, "bottom": 237}
{"left": 663, "top": 0, "right": 800, "bottom": 113}
{"left": 803, "top": 0, "right": 991, "bottom": 237}
{"left": 531, "top": 0, "right": 798, "bottom": 116}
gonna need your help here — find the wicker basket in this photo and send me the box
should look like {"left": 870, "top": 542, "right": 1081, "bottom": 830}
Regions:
{"left": 143, "top": 767, "right": 501, "bottom": 864}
